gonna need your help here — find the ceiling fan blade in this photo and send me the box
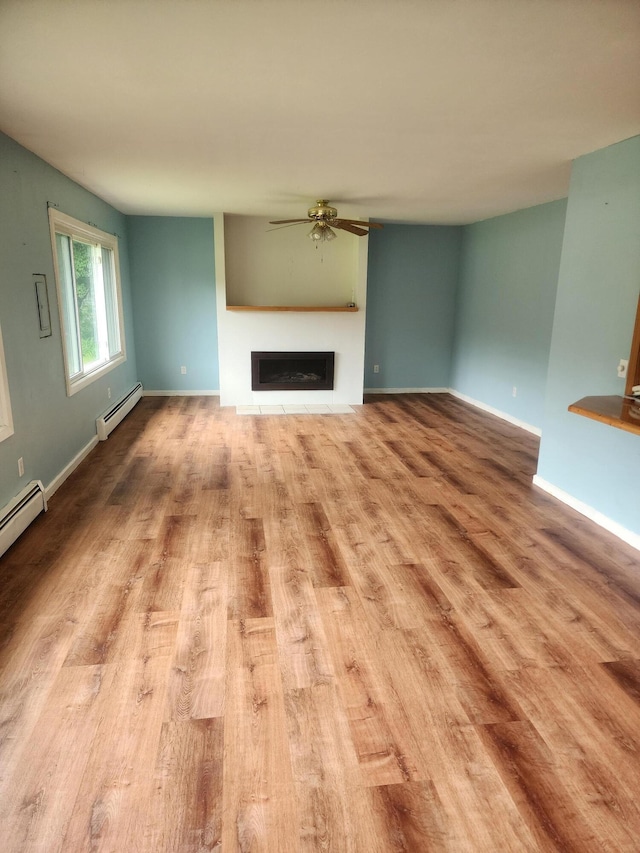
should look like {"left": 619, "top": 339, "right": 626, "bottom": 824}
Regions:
{"left": 268, "top": 218, "right": 311, "bottom": 224}
{"left": 267, "top": 222, "right": 315, "bottom": 232}
{"left": 333, "top": 221, "right": 369, "bottom": 236}
{"left": 333, "top": 218, "right": 384, "bottom": 229}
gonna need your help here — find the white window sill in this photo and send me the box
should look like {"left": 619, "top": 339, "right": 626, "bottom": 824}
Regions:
{"left": 67, "top": 353, "right": 126, "bottom": 397}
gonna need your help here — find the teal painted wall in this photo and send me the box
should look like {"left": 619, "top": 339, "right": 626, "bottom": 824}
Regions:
{"left": 364, "top": 224, "right": 461, "bottom": 389}
{"left": 127, "top": 217, "right": 218, "bottom": 392}
{"left": 0, "top": 132, "right": 138, "bottom": 509}
{"left": 537, "top": 136, "right": 640, "bottom": 535}
{"left": 451, "top": 199, "right": 567, "bottom": 429}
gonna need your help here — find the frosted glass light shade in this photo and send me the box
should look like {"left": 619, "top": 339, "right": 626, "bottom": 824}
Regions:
{"left": 308, "top": 223, "right": 337, "bottom": 242}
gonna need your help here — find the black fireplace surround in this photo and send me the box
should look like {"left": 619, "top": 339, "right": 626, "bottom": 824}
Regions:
{"left": 251, "top": 351, "right": 335, "bottom": 391}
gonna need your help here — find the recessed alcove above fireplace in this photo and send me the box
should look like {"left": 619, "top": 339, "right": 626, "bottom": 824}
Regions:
{"left": 224, "top": 214, "right": 358, "bottom": 308}
{"left": 252, "top": 351, "right": 335, "bottom": 391}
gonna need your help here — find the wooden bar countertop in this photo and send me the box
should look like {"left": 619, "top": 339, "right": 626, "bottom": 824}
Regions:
{"left": 568, "top": 394, "right": 640, "bottom": 436}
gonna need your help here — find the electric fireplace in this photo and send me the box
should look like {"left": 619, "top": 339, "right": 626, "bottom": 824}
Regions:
{"left": 251, "top": 351, "right": 335, "bottom": 391}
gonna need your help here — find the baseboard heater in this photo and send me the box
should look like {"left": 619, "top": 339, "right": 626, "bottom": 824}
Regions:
{"left": 0, "top": 480, "right": 47, "bottom": 559}
{"left": 96, "top": 382, "right": 143, "bottom": 441}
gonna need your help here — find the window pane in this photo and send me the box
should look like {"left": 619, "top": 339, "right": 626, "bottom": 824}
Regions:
{"left": 72, "top": 239, "right": 99, "bottom": 369}
{"left": 55, "top": 233, "right": 81, "bottom": 377}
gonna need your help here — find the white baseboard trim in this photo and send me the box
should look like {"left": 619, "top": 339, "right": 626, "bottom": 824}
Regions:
{"left": 45, "top": 435, "right": 99, "bottom": 502}
{"left": 363, "top": 387, "right": 542, "bottom": 437}
{"left": 143, "top": 390, "right": 220, "bottom": 397}
{"left": 364, "top": 387, "right": 450, "bottom": 394}
{"left": 449, "top": 390, "right": 542, "bottom": 436}
{"left": 532, "top": 475, "right": 640, "bottom": 553}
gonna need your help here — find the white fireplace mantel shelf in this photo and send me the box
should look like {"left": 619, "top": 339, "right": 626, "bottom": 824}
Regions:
{"left": 226, "top": 305, "right": 358, "bottom": 312}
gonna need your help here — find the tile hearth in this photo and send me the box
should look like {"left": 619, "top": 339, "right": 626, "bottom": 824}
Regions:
{"left": 235, "top": 404, "right": 356, "bottom": 415}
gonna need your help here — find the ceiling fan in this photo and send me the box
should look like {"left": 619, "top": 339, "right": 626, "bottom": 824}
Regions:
{"left": 269, "top": 200, "right": 384, "bottom": 242}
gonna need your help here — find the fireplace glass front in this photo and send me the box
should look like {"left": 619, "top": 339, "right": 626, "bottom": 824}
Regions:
{"left": 251, "top": 351, "right": 335, "bottom": 391}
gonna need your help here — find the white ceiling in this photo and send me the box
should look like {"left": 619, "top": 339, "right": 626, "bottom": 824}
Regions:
{"left": 1, "top": 0, "right": 639, "bottom": 224}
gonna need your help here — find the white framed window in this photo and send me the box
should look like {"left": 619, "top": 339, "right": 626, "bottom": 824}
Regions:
{"left": 0, "top": 320, "right": 14, "bottom": 443}
{"left": 48, "top": 208, "right": 126, "bottom": 396}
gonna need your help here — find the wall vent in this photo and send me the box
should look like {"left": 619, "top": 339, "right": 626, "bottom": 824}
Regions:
{"left": 0, "top": 480, "right": 47, "bottom": 559}
{"left": 96, "top": 382, "right": 143, "bottom": 440}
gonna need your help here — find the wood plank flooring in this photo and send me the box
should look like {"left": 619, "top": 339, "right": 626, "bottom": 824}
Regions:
{"left": 1, "top": 393, "right": 640, "bottom": 852}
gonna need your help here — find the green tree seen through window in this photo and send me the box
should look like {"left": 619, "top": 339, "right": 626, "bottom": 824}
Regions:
{"left": 72, "top": 240, "right": 98, "bottom": 364}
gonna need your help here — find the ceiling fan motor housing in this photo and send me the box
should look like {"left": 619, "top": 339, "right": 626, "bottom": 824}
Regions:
{"left": 308, "top": 200, "right": 337, "bottom": 221}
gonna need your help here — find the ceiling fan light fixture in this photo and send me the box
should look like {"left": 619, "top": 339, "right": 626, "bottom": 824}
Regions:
{"left": 269, "top": 201, "right": 381, "bottom": 240}
{"left": 308, "top": 222, "right": 336, "bottom": 242}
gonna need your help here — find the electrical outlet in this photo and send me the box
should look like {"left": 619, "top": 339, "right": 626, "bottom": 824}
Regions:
{"left": 617, "top": 358, "right": 628, "bottom": 378}
{"left": 107, "top": 386, "right": 111, "bottom": 399}
{"left": 181, "top": 366, "right": 187, "bottom": 375}
{"left": 373, "top": 364, "right": 380, "bottom": 374}
{"left": 18, "top": 457, "right": 24, "bottom": 477}
{"left": 512, "top": 386, "right": 517, "bottom": 397}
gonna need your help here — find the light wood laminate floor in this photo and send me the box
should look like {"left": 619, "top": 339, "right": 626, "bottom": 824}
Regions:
{"left": 1, "top": 394, "right": 640, "bottom": 852}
